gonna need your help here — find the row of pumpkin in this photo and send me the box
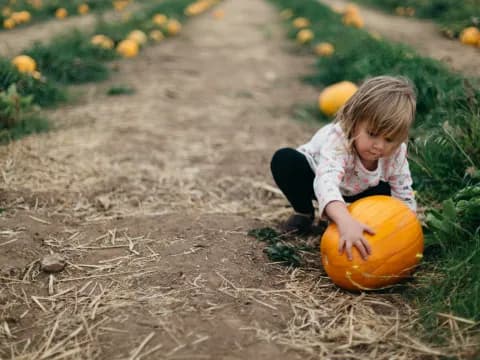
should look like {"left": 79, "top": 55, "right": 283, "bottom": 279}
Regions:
{"left": 9, "top": 0, "right": 222, "bottom": 81}
{"left": 291, "top": 1, "right": 480, "bottom": 50}
{"left": 2, "top": 0, "right": 133, "bottom": 29}
{"left": 282, "top": 4, "right": 363, "bottom": 117}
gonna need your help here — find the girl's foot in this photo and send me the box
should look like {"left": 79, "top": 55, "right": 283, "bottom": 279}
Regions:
{"left": 282, "top": 213, "right": 314, "bottom": 235}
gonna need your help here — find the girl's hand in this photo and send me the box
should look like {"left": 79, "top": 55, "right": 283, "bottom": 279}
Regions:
{"left": 337, "top": 216, "right": 374, "bottom": 261}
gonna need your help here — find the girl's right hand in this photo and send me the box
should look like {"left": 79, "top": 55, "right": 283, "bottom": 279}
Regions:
{"left": 337, "top": 216, "right": 374, "bottom": 261}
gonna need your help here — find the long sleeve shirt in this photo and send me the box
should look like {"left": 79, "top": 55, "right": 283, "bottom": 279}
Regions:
{"left": 297, "top": 123, "right": 416, "bottom": 216}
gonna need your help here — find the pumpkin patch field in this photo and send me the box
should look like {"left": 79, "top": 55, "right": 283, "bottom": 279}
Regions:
{"left": 0, "top": 0, "right": 479, "bottom": 359}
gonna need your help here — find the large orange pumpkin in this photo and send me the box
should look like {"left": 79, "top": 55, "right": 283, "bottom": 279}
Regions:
{"left": 320, "top": 196, "right": 423, "bottom": 291}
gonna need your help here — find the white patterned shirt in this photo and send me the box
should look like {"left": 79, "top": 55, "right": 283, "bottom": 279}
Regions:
{"left": 297, "top": 123, "right": 416, "bottom": 216}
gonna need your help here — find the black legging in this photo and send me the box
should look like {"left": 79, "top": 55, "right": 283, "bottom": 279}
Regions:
{"left": 270, "top": 147, "right": 391, "bottom": 215}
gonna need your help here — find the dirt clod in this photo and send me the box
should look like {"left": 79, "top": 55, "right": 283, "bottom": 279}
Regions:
{"left": 40, "top": 253, "right": 66, "bottom": 273}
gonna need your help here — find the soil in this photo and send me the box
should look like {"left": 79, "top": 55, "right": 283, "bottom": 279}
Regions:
{"left": 0, "top": 0, "right": 477, "bottom": 359}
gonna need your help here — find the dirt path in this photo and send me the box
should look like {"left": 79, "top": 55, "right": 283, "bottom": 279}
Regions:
{"left": 0, "top": 0, "right": 464, "bottom": 359}
{"left": 320, "top": 0, "right": 480, "bottom": 77}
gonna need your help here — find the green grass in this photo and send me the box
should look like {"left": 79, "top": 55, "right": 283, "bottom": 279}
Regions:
{"left": 25, "top": 30, "right": 116, "bottom": 84}
{"left": 0, "top": 113, "right": 50, "bottom": 144}
{"left": 0, "top": 83, "right": 51, "bottom": 143}
{"left": 107, "top": 84, "right": 135, "bottom": 95}
{"left": 269, "top": 0, "right": 480, "bottom": 345}
{"left": 248, "top": 227, "right": 319, "bottom": 267}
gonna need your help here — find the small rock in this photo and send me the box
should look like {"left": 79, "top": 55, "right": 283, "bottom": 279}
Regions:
{"left": 96, "top": 195, "right": 112, "bottom": 210}
{"left": 40, "top": 254, "right": 66, "bottom": 273}
{"left": 165, "top": 89, "right": 178, "bottom": 99}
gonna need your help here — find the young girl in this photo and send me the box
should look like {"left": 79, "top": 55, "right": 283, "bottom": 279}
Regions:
{"left": 270, "top": 75, "right": 417, "bottom": 261}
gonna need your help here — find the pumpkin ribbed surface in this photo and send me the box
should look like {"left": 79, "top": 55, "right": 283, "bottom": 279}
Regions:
{"left": 320, "top": 196, "right": 423, "bottom": 291}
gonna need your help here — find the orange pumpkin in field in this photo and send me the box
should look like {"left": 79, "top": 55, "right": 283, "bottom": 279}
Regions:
{"left": 320, "top": 196, "right": 423, "bottom": 291}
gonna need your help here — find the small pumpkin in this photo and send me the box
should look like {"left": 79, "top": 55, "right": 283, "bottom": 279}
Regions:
{"left": 116, "top": 39, "right": 139, "bottom": 58}
{"left": 77, "top": 4, "right": 89, "bottom": 15}
{"left": 152, "top": 13, "right": 168, "bottom": 26}
{"left": 55, "top": 8, "right": 68, "bottom": 19}
{"left": 11, "top": 55, "right": 37, "bottom": 74}
{"left": 127, "top": 30, "right": 148, "bottom": 46}
{"left": 113, "top": 0, "right": 129, "bottom": 11}
{"left": 11, "top": 11, "right": 31, "bottom": 24}
{"left": 296, "top": 29, "right": 314, "bottom": 44}
{"left": 166, "top": 19, "right": 182, "bottom": 36}
{"left": 343, "top": 3, "right": 359, "bottom": 16}
{"left": 184, "top": 3, "right": 201, "bottom": 16}
{"left": 90, "top": 34, "right": 114, "bottom": 49}
{"left": 321, "top": 196, "right": 423, "bottom": 291}
{"left": 3, "top": 18, "right": 15, "bottom": 29}
{"left": 459, "top": 27, "right": 480, "bottom": 46}
{"left": 314, "top": 42, "right": 334, "bottom": 57}
{"left": 292, "top": 17, "right": 310, "bottom": 29}
{"left": 343, "top": 12, "right": 364, "bottom": 28}
{"left": 318, "top": 81, "right": 358, "bottom": 116}
{"left": 149, "top": 30, "right": 164, "bottom": 42}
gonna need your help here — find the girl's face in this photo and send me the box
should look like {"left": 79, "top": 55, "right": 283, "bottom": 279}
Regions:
{"left": 353, "top": 122, "right": 400, "bottom": 167}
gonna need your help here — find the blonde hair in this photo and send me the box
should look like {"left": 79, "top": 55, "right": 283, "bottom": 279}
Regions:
{"left": 335, "top": 75, "right": 416, "bottom": 151}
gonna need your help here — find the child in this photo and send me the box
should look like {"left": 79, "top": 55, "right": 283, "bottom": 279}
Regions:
{"left": 270, "top": 75, "right": 417, "bottom": 261}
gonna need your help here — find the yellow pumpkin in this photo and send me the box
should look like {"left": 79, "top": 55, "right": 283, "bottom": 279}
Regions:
{"left": 77, "top": 3, "right": 89, "bottom": 15}
{"left": 11, "top": 55, "right": 37, "bottom": 73}
{"left": 149, "top": 29, "right": 164, "bottom": 42}
{"left": 343, "top": 3, "right": 359, "bottom": 16}
{"left": 166, "top": 19, "right": 182, "bottom": 36}
{"left": 320, "top": 196, "right": 424, "bottom": 291}
{"left": 343, "top": 12, "right": 364, "bottom": 28}
{"left": 152, "top": 13, "right": 168, "bottom": 26}
{"left": 90, "top": 34, "right": 114, "bottom": 49}
{"left": 3, "top": 18, "right": 15, "bottom": 29}
{"left": 459, "top": 27, "right": 480, "bottom": 46}
{"left": 11, "top": 10, "right": 31, "bottom": 23}
{"left": 184, "top": 3, "right": 199, "bottom": 16}
{"left": 318, "top": 81, "right": 358, "bottom": 116}
{"left": 292, "top": 17, "right": 310, "bottom": 29}
{"left": 113, "top": 0, "right": 129, "bottom": 11}
{"left": 314, "top": 42, "right": 334, "bottom": 57}
{"left": 127, "top": 30, "right": 148, "bottom": 46}
{"left": 116, "top": 39, "right": 139, "bottom": 58}
{"left": 296, "top": 29, "right": 314, "bottom": 44}
{"left": 55, "top": 7, "right": 68, "bottom": 19}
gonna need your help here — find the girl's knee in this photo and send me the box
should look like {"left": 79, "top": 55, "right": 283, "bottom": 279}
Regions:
{"left": 271, "top": 147, "right": 297, "bottom": 171}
